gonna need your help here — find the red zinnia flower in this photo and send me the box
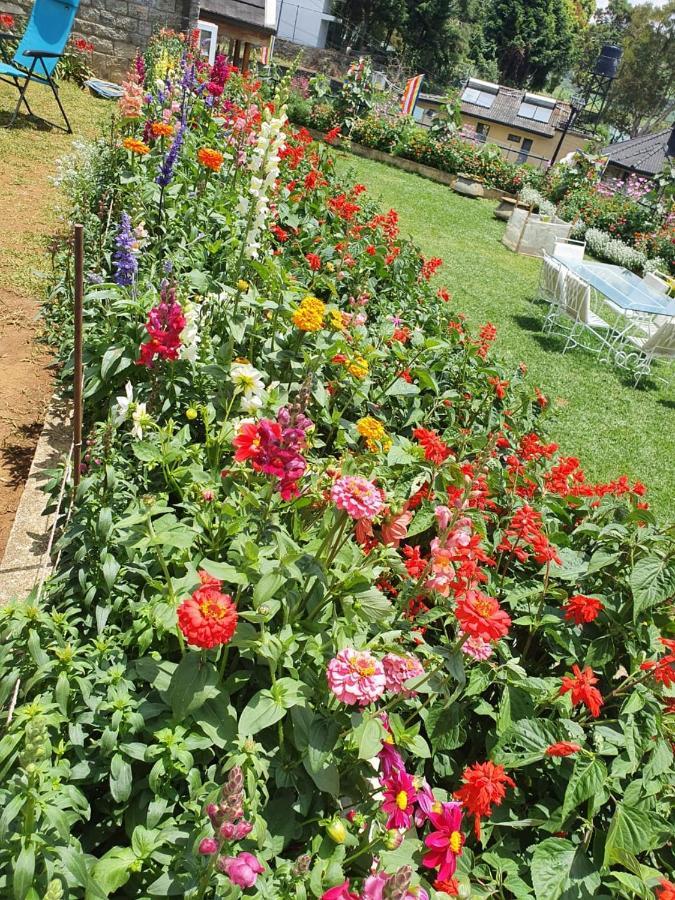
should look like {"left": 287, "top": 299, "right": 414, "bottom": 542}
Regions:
{"left": 177, "top": 571, "right": 238, "bottom": 649}
{"left": 563, "top": 594, "right": 604, "bottom": 626}
{"left": 560, "top": 665, "right": 604, "bottom": 718}
{"left": 454, "top": 761, "right": 515, "bottom": 839}
{"left": 456, "top": 591, "right": 511, "bottom": 642}
{"left": 545, "top": 741, "right": 582, "bottom": 757}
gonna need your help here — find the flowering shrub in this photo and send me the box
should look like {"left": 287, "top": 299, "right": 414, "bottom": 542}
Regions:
{"left": 1, "top": 33, "right": 674, "bottom": 900}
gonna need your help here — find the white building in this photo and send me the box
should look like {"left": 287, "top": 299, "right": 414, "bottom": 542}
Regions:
{"left": 276, "top": 0, "right": 337, "bottom": 49}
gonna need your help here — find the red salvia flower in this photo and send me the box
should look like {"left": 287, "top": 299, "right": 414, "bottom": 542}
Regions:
{"left": 656, "top": 879, "right": 675, "bottom": 900}
{"left": 563, "top": 594, "right": 604, "bottom": 626}
{"left": 455, "top": 591, "right": 511, "bottom": 642}
{"left": 306, "top": 252, "right": 321, "bottom": 270}
{"left": 640, "top": 638, "right": 675, "bottom": 688}
{"left": 545, "top": 741, "right": 582, "bottom": 757}
{"left": 177, "top": 571, "right": 238, "bottom": 649}
{"left": 454, "top": 761, "right": 515, "bottom": 839}
{"left": 413, "top": 427, "right": 452, "bottom": 464}
{"left": 559, "top": 665, "right": 604, "bottom": 718}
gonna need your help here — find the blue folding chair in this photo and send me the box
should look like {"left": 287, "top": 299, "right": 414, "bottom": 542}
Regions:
{"left": 0, "top": 0, "right": 80, "bottom": 133}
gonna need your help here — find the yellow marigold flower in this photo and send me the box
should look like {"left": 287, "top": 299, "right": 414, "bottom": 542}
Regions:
{"left": 292, "top": 295, "right": 325, "bottom": 332}
{"left": 356, "top": 416, "right": 392, "bottom": 453}
{"left": 329, "top": 309, "right": 346, "bottom": 331}
{"left": 197, "top": 147, "right": 225, "bottom": 172}
{"left": 347, "top": 354, "right": 369, "bottom": 379}
{"left": 326, "top": 261, "right": 335, "bottom": 272}
{"left": 123, "top": 137, "right": 150, "bottom": 155}
{"left": 237, "top": 280, "right": 249, "bottom": 292}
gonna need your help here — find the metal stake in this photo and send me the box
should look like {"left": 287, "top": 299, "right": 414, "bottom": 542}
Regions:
{"left": 73, "top": 224, "right": 84, "bottom": 489}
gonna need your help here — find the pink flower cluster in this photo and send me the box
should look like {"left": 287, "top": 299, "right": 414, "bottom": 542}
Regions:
{"left": 331, "top": 476, "right": 384, "bottom": 520}
{"left": 233, "top": 405, "right": 311, "bottom": 500}
{"left": 198, "top": 767, "right": 264, "bottom": 889}
{"left": 327, "top": 649, "right": 424, "bottom": 706}
{"left": 137, "top": 283, "right": 186, "bottom": 367}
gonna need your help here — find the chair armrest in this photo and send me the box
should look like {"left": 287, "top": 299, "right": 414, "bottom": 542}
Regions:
{"left": 23, "top": 49, "right": 64, "bottom": 58}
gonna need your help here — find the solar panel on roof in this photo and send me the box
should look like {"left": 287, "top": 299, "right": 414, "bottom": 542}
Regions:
{"left": 462, "top": 87, "right": 496, "bottom": 109}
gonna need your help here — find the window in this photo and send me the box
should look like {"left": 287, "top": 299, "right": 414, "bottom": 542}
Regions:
{"left": 462, "top": 86, "right": 496, "bottom": 109}
{"left": 412, "top": 105, "right": 425, "bottom": 123}
{"left": 197, "top": 20, "right": 218, "bottom": 65}
{"left": 517, "top": 138, "right": 534, "bottom": 163}
{"left": 507, "top": 133, "right": 522, "bottom": 143}
{"left": 475, "top": 122, "right": 490, "bottom": 142}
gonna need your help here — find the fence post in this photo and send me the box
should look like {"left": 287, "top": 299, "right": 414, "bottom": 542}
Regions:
{"left": 73, "top": 224, "right": 84, "bottom": 489}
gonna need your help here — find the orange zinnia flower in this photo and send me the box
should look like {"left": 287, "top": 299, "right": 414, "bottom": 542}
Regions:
{"left": 151, "top": 121, "right": 174, "bottom": 138}
{"left": 122, "top": 137, "right": 150, "bottom": 155}
{"left": 197, "top": 147, "right": 225, "bottom": 172}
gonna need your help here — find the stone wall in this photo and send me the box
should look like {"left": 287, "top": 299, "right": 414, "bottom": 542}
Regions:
{"left": 4, "top": 0, "right": 200, "bottom": 78}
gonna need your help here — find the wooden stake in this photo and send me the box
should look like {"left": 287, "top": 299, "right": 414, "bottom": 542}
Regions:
{"left": 73, "top": 224, "right": 84, "bottom": 489}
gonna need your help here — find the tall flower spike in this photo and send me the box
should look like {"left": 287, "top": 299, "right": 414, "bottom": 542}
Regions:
{"left": 113, "top": 212, "right": 138, "bottom": 287}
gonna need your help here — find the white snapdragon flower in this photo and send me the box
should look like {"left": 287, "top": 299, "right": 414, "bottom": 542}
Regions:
{"left": 114, "top": 382, "right": 151, "bottom": 439}
{"left": 179, "top": 302, "right": 201, "bottom": 365}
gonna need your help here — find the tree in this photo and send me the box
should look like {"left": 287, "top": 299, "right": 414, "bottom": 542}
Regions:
{"left": 481, "top": 0, "right": 575, "bottom": 89}
{"left": 603, "top": 1, "right": 675, "bottom": 137}
{"left": 330, "top": 0, "right": 407, "bottom": 51}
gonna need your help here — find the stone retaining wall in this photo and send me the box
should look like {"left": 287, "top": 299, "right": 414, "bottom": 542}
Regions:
{"left": 4, "top": 0, "right": 200, "bottom": 78}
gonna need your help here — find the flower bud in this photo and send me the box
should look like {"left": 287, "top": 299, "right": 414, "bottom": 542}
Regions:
{"left": 198, "top": 837, "right": 219, "bottom": 855}
{"left": 325, "top": 818, "right": 347, "bottom": 844}
{"left": 233, "top": 820, "right": 253, "bottom": 839}
{"left": 292, "top": 853, "right": 312, "bottom": 876}
{"left": 186, "top": 407, "right": 198, "bottom": 420}
{"left": 220, "top": 822, "right": 236, "bottom": 840}
{"left": 384, "top": 829, "right": 404, "bottom": 850}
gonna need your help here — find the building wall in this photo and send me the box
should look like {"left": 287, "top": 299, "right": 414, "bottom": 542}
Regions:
{"left": 4, "top": 0, "right": 200, "bottom": 78}
{"left": 459, "top": 114, "right": 587, "bottom": 167}
{"left": 277, "top": 0, "right": 332, "bottom": 49}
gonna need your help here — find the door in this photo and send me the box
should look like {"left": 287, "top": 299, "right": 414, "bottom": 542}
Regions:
{"left": 517, "top": 138, "right": 533, "bottom": 163}
{"left": 197, "top": 20, "right": 218, "bottom": 65}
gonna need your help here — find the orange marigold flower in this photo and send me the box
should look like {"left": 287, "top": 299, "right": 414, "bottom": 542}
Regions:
{"left": 454, "top": 761, "right": 515, "bottom": 839}
{"left": 177, "top": 570, "right": 238, "bottom": 649}
{"left": 197, "top": 147, "right": 225, "bottom": 172}
{"left": 151, "top": 121, "right": 174, "bottom": 138}
{"left": 122, "top": 137, "right": 150, "bottom": 155}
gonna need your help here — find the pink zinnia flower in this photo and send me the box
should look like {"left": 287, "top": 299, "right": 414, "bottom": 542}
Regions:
{"left": 327, "top": 648, "right": 386, "bottom": 705}
{"left": 460, "top": 631, "right": 494, "bottom": 661}
{"left": 331, "top": 476, "right": 384, "bottom": 520}
{"left": 422, "top": 801, "right": 464, "bottom": 882}
{"left": 382, "top": 768, "right": 417, "bottom": 829}
{"left": 219, "top": 852, "right": 264, "bottom": 888}
{"left": 383, "top": 653, "right": 424, "bottom": 696}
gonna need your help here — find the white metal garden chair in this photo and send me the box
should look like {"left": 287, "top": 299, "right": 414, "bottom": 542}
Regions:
{"left": 643, "top": 272, "right": 669, "bottom": 295}
{"left": 553, "top": 239, "right": 586, "bottom": 263}
{"left": 538, "top": 252, "right": 564, "bottom": 304}
{"left": 546, "top": 272, "right": 612, "bottom": 354}
{"left": 614, "top": 318, "right": 675, "bottom": 385}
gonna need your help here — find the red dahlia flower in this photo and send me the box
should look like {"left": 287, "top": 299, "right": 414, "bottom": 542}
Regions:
{"left": 412, "top": 427, "right": 452, "bottom": 464}
{"left": 559, "top": 665, "right": 604, "bottom": 718}
{"left": 177, "top": 571, "right": 238, "bottom": 649}
{"left": 455, "top": 591, "right": 511, "bottom": 642}
{"left": 563, "top": 594, "right": 604, "bottom": 626}
{"left": 454, "top": 761, "right": 515, "bottom": 839}
{"left": 545, "top": 741, "right": 582, "bottom": 757}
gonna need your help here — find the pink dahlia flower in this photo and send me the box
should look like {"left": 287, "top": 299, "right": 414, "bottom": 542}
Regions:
{"left": 331, "top": 476, "right": 384, "bottom": 520}
{"left": 383, "top": 653, "right": 424, "bottom": 696}
{"left": 423, "top": 801, "right": 464, "bottom": 882}
{"left": 326, "top": 648, "right": 386, "bottom": 705}
{"left": 382, "top": 767, "right": 418, "bottom": 829}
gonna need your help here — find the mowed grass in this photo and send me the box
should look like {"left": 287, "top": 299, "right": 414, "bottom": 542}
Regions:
{"left": 336, "top": 153, "right": 675, "bottom": 520}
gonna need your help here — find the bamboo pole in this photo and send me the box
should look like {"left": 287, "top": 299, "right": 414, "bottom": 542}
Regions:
{"left": 73, "top": 224, "right": 84, "bottom": 489}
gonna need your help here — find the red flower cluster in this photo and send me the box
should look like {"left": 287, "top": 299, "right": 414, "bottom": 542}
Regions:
{"left": 656, "top": 878, "right": 675, "bottom": 900}
{"left": 233, "top": 406, "right": 311, "bottom": 500}
{"left": 137, "top": 290, "right": 185, "bottom": 368}
{"left": 413, "top": 427, "right": 452, "bottom": 465}
{"left": 324, "top": 125, "right": 341, "bottom": 144}
{"left": 640, "top": 638, "right": 675, "bottom": 688}
{"left": 0, "top": 12, "right": 15, "bottom": 28}
{"left": 518, "top": 432, "right": 559, "bottom": 462}
{"left": 545, "top": 741, "right": 582, "bottom": 757}
{"left": 476, "top": 322, "right": 497, "bottom": 358}
{"left": 305, "top": 252, "right": 321, "bottom": 270}
{"left": 456, "top": 591, "right": 511, "bottom": 642}
{"left": 419, "top": 255, "right": 443, "bottom": 281}
{"left": 177, "top": 570, "right": 238, "bottom": 649}
{"left": 488, "top": 376, "right": 509, "bottom": 400}
{"left": 563, "top": 594, "right": 604, "bottom": 626}
{"left": 73, "top": 36, "right": 95, "bottom": 52}
{"left": 560, "top": 665, "right": 604, "bottom": 717}
{"left": 454, "top": 761, "right": 515, "bottom": 839}
{"left": 402, "top": 544, "right": 426, "bottom": 578}
{"left": 544, "top": 456, "right": 647, "bottom": 501}
{"left": 497, "top": 504, "right": 561, "bottom": 566}
{"left": 447, "top": 461, "right": 495, "bottom": 511}
{"left": 328, "top": 193, "right": 360, "bottom": 221}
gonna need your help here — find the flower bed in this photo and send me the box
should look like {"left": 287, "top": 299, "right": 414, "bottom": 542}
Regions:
{"left": 1, "top": 34, "right": 674, "bottom": 900}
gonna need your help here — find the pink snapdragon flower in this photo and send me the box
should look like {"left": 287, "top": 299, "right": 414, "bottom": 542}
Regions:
{"left": 327, "top": 648, "right": 386, "bottom": 705}
{"left": 382, "top": 768, "right": 418, "bottom": 829}
{"left": 219, "top": 852, "right": 264, "bottom": 888}
{"left": 383, "top": 653, "right": 424, "bottom": 696}
{"left": 321, "top": 882, "right": 359, "bottom": 900}
{"left": 331, "top": 476, "right": 384, "bottom": 520}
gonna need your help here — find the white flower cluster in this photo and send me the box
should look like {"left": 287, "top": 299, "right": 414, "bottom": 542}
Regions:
{"left": 230, "top": 361, "right": 267, "bottom": 413}
{"left": 114, "top": 383, "right": 152, "bottom": 440}
{"left": 179, "top": 301, "right": 202, "bottom": 365}
{"left": 237, "top": 106, "right": 288, "bottom": 258}
{"left": 519, "top": 186, "right": 557, "bottom": 219}
{"left": 584, "top": 227, "right": 648, "bottom": 272}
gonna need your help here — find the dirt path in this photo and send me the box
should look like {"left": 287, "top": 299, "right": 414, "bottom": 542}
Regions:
{"left": 0, "top": 81, "right": 108, "bottom": 556}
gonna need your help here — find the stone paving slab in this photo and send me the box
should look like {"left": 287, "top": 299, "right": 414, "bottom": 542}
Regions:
{"left": 0, "top": 396, "right": 72, "bottom": 605}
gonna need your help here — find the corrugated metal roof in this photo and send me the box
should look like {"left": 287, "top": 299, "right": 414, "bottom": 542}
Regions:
{"left": 602, "top": 130, "right": 671, "bottom": 176}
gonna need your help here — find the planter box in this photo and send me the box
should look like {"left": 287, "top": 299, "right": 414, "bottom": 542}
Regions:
{"left": 454, "top": 174, "right": 485, "bottom": 199}
{"left": 502, "top": 207, "right": 573, "bottom": 257}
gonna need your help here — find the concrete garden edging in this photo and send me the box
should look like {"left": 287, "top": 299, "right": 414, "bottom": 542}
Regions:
{"left": 0, "top": 395, "right": 72, "bottom": 605}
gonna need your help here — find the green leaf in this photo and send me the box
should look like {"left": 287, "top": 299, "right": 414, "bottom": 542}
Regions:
{"left": 385, "top": 378, "right": 419, "bottom": 396}
{"left": 109, "top": 753, "right": 132, "bottom": 803}
{"left": 530, "top": 838, "right": 576, "bottom": 900}
{"left": 630, "top": 556, "right": 675, "bottom": 619}
{"left": 351, "top": 587, "right": 391, "bottom": 622}
{"left": 253, "top": 572, "right": 286, "bottom": 607}
{"left": 13, "top": 843, "right": 35, "bottom": 900}
{"left": 386, "top": 445, "right": 415, "bottom": 466}
{"left": 562, "top": 757, "right": 607, "bottom": 820}
{"left": 91, "top": 847, "right": 137, "bottom": 895}
{"left": 166, "top": 653, "right": 220, "bottom": 718}
{"left": 604, "top": 802, "right": 669, "bottom": 866}
{"left": 238, "top": 690, "right": 286, "bottom": 736}
{"left": 200, "top": 559, "right": 249, "bottom": 586}
{"left": 354, "top": 716, "right": 387, "bottom": 760}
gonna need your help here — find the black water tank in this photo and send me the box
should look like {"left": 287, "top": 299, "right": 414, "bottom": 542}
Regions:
{"left": 593, "top": 44, "right": 623, "bottom": 79}
{"left": 667, "top": 124, "right": 675, "bottom": 157}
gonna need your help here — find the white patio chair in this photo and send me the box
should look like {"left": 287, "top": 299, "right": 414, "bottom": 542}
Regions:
{"left": 541, "top": 255, "right": 567, "bottom": 333}
{"left": 553, "top": 239, "right": 586, "bottom": 263}
{"left": 615, "top": 318, "right": 675, "bottom": 385}
{"left": 555, "top": 273, "right": 611, "bottom": 354}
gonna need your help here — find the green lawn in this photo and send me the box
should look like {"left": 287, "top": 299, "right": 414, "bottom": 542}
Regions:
{"left": 336, "top": 153, "right": 675, "bottom": 520}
